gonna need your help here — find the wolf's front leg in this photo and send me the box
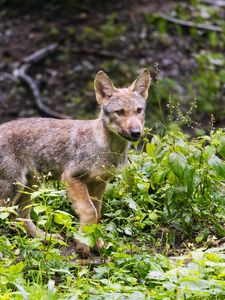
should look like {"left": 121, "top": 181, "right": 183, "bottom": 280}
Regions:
{"left": 66, "top": 179, "right": 98, "bottom": 257}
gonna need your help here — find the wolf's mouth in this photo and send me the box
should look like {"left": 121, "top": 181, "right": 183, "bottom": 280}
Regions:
{"left": 119, "top": 132, "right": 141, "bottom": 142}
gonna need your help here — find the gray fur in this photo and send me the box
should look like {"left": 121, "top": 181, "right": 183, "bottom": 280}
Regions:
{"left": 0, "top": 69, "right": 150, "bottom": 257}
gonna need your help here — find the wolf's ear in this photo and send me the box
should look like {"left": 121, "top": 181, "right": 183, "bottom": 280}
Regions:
{"left": 94, "top": 71, "right": 116, "bottom": 104}
{"left": 130, "top": 69, "right": 151, "bottom": 100}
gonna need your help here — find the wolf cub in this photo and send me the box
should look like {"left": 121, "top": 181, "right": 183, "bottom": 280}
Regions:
{"left": 0, "top": 69, "right": 151, "bottom": 257}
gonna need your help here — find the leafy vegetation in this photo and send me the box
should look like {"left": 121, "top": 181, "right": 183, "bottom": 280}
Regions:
{"left": 105, "top": 127, "right": 225, "bottom": 246}
{"left": 1, "top": 1, "right": 225, "bottom": 299}
{"left": 1, "top": 127, "right": 225, "bottom": 299}
{"left": 144, "top": 1, "right": 225, "bottom": 129}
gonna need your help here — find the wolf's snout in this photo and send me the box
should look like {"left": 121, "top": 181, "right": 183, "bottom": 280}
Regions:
{"left": 130, "top": 129, "right": 141, "bottom": 140}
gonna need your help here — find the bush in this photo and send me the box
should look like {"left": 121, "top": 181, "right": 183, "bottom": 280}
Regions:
{"left": 104, "top": 127, "right": 225, "bottom": 246}
{"left": 1, "top": 126, "right": 225, "bottom": 299}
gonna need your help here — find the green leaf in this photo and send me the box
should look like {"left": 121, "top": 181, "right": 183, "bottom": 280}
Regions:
{"left": 168, "top": 152, "right": 186, "bottom": 179}
{"left": 13, "top": 283, "right": 29, "bottom": 300}
{"left": 147, "top": 270, "right": 165, "bottom": 280}
{"left": 8, "top": 262, "right": 24, "bottom": 281}
{"left": 37, "top": 219, "right": 47, "bottom": 226}
{"left": 0, "top": 212, "right": 9, "bottom": 220}
{"left": 31, "top": 191, "right": 43, "bottom": 200}
{"left": 54, "top": 211, "right": 72, "bottom": 226}
{"left": 48, "top": 280, "right": 57, "bottom": 300}
{"left": 124, "top": 226, "right": 132, "bottom": 235}
{"left": 195, "top": 234, "right": 204, "bottom": 244}
{"left": 33, "top": 205, "right": 46, "bottom": 215}
{"left": 82, "top": 224, "right": 97, "bottom": 234}
{"left": 183, "top": 165, "right": 194, "bottom": 191}
{"left": 205, "top": 253, "right": 223, "bottom": 263}
{"left": 208, "top": 155, "right": 225, "bottom": 178}
{"left": 137, "top": 182, "right": 150, "bottom": 192}
{"left": 146, "top": 143, "right": 156, "bottom": 157}
{"left": 148, "top": 211, "right": 158, "bottom": 222}
{"left": 73, "top": 232, "right": 95, "bottom": 247}
{"left": 125, "top": 198, "right": 137, "bottom": 210}
{"left": 191, "top": 250, "right": 204, "bottom": 262}
{"left": 218, "top": 137, "right": 225, "bottom": 160}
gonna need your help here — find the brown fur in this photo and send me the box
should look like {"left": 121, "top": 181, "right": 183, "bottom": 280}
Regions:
{"left": 0, "top": 69, "right": 151, "bottom": 257}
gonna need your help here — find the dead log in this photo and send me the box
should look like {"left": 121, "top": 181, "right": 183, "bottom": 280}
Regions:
{"left": 159, "top": 13, "right": 222, "bottom": 33}
{"left": 1, "top": 43, "right": 71, "bottom": 119}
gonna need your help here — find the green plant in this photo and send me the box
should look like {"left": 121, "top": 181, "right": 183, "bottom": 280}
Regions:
{"left": 100, "top": 13, "right": 127, "bottom": 47}
{"left": 191, "top": 51, "right": 225, "bottom": 112}
{"left": 1, "top": 128, "right": 225, "bottom": 299}
{"left": 104, "top": 127, "right": 225, "bottom": 247}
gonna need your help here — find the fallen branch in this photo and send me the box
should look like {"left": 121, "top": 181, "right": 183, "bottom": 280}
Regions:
{"left": 0, "top": 72, "right": 17, "bottom": 82}
{"left": 159, "top": 13, "right": 223, "bottom": 33}
{"left": 14, "top": 64, "right": 70, "bottom": 119}
{"left": 199, "top": 0, "right": 225, "bottom": 6}
{"left": 15, "top": 43, "right": 70, "bottom": 119}
{"left": 0, "top": 43, "right": 70, "bottom": 119}
{"left": 22, "top": 43, "right": 58, "bottom": 64}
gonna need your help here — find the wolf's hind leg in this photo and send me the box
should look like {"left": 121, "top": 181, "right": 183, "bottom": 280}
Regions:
{"left": 87, "top": 181, "right": 106, "bottom": 252}
{"left": 17, "top": 188, "right": 63, "bottom": 240}
{"left": 0, "top": 179, "right": 16, "bottom": 206}
{"left": 0, "top": 177, "right": 36, "bottom": 235}
{"left": 16, "top": 188, "right": 40, "bottom": 237}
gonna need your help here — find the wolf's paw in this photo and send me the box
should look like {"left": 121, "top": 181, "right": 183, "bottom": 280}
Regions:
{"left": 75, "top": 240, "right": 91, "bottom": 258}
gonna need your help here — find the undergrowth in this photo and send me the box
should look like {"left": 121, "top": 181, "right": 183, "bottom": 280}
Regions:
{"left": 1, "top": 127, "right": 225, "bottom": 299}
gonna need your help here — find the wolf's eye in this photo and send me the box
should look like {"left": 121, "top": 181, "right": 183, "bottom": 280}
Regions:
{"left": 137, "top": 107, "right": 143, "bottom": 114}
{"left": 115, "top": 109, "right": 125, "bottom": 116}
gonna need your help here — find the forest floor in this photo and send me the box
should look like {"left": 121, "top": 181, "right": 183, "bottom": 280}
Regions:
{"left": 1, "top": 2, "right": 225, "bottom": 298}
{"left": 1, "top": 0, "right": 224, "bottom": 130}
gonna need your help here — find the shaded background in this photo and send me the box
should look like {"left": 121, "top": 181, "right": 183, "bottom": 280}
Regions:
{"left": 0, "top": 0, "right": 224, "bottom": 132}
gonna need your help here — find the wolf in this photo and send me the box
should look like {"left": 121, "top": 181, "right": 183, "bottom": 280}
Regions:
{"left": 0, "top": 69, "right": 151, "bottom": 257}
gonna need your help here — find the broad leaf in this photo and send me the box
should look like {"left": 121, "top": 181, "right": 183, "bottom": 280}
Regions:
{"left": 168, "top": 152, "right": 186, "bottom": 179}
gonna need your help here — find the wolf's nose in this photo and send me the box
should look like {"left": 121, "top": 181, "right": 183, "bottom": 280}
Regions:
{"left": 130, "top": 130, "right": 141, "bottom": 140}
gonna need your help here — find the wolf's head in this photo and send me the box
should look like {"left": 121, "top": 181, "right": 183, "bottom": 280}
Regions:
{"left": 94, "top": 69, "right": 151, "bottom": 142}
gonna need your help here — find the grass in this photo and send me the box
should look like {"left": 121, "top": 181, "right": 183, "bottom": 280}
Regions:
{"left": 1, "top": 126, "right": 225, "bottom": 299}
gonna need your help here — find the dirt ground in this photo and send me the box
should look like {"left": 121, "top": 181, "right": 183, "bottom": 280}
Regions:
{"left": 0, "top": 1, "right": 219, "bottom": 127}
